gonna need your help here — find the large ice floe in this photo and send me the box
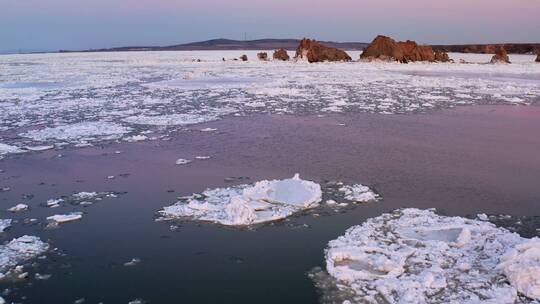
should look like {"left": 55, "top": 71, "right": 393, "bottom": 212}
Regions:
{"left": 318, "top": 208, "right": 540, "bottom": 303}
{"left": 159, "top": 174, "right": 323, "bottom": 226}
{"left": 0, "top": 51, "right": 539, "bottom": 154}
{"left": 0, "top": 236, "right": 49, "bottom": 280}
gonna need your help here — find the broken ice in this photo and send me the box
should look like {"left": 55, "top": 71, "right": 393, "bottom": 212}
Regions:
{"left": 159, "top": 174, "right": 322, "bottom": 226}
{"left": 320, "top": 208, "right": 540, "bottom": 303}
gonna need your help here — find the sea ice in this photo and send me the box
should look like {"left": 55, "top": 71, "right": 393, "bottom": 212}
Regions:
{"left": 7, "top": 204, "right": 29, "bottom": 212}
{"left": 338, "top": 184, "right": 380, "bottom": 203}
{"left": 0, "top": 219, "right": 12, "bottom": 232}
{"left": 46, "top": 212, "right": 83, "bottom": 224}
{"left": 21, "top": 121, "right": 131, "bottom": 142}
{"left": 175, "top": 158, "right": 192, "bottom": 165}
{"left": 322, "top": 208, "right": 539, "bottom": 303}
{"left": 0, "top": 235, "right": 49, "bottom": 278}
{"left": 159, "top": 174, "right": 322, "bottom": 226}
{"left": 0, "top": 143, "right": 24, "bottom": 155}
{"left": 123, "top": 113, "right": 218, "bottom": 126}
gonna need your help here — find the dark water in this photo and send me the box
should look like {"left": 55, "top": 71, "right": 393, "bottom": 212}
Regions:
{"left": 1, "top": 105, "right": 540, "bottom": 303}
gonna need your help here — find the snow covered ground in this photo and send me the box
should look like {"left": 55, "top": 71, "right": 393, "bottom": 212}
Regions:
{"left": 315, "top": 208, "right": 540, "bottom": 303}
{"left": 0, "top": 51, "right": 538, "bottom": 154}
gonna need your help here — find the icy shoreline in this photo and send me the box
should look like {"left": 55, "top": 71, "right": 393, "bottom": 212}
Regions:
{"left": 320, "top": 208, "right": 540, "bottom": 303}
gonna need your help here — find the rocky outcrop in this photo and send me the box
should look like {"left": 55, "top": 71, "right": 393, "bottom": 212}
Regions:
{"left": 490, "top": 47, "right": 510, "bottom": 64}
{"left": 273, "top": 48, "right": 290, "bottom": 61}
{"left": 398, "top": 40, "right": 436, "bottom": 62}
{"left": 361, "top": 35, "right": 452, "bottom": 63}
{"left": 257, "top": 52, "right": 268, "bottom": 61}
{"left": 360, "top": 35, "right": 405, "bottom": 62}
{"left": 240, "top": 54, "right": 248, "bottom": 62}
{"left": 434, "top": 50, "right": 451, "bottom": 62}
{"left": 295, "top": 38, "right": 352, "bottom": 63}
{"left": 536, "top": 49, "right": 540, "bottom": 63}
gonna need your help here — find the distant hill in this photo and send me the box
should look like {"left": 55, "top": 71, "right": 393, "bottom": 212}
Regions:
{"left": 59, "top": 38, "right": 369, "bottom": 53}
{"left": 58, "top": 39, "right": 540, "bottom": 54}
{"left": 433, "top": 43, "right": 540, "bottom": 54}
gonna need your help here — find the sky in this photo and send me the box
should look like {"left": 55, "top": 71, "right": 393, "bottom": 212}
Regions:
{"left": 1, "top": 0, "right": 539, "bottom": 53}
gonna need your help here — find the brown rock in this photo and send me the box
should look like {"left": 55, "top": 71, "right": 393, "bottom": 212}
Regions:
{"left": 295, "top": 38, "right": 351, "bottom": 63}
{"left": 398, "top": 40, "right": 436, "bottom": 62}
{"left": 434, "top": 50, "right": 451, "bottom": 62}
{"left": 360, "top": 35, "right": 405, "bottom": 62}
{"left": 490, "top": 47, "right": 510, "bottom": 64}
{"left": 273, "top": 48, "right": 290, "bottom": 61}
{"left": 536, "top": 49, "right": 540, "bottom": 63}
{"left": 257, "top": 52, "right": 268, "bottom": 61}
{"left": 240, "top": 55, "right": 248, "bottom": 62}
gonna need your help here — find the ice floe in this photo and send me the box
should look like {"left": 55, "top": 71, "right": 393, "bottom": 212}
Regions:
{"left": 175, "top": 158, "right": 192, "bottom": 165}
{"left": 7, "top": 204, "right": 29, "bottom": 212}
{"left": 159, "top": 174, "right": 322, "bottom": 226}
{"left": 21, "top": 121, "right": 131, "bottom": 142}
{"left": 319, "top": 208, "right": 540, "bottom": 303}
{"left": 0, "top": 220, "right": 12, "bottom": 232}
{"left": 0, "top": 143, "right": 24, "bottom": 155}
{"left": 338, "top": 184, "right": 380, "bottom": 203}
{"left": 0, "top": 235, "right": 49, "bottom": 279}
{"left": 46, "top": 212, "right": 83, "bottom": 224}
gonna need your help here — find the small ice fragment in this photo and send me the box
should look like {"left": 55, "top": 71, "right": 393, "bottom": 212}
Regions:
{"left": 74, "top": 298, "right": 85, "bottom": 304}
{"left": 35, "top": 273, "right": 52, "bottom": 280}
{"left": 25, "top": 145, "right": 54, "bottom": 151}
{"left": 200, "top": 128, "right": 217, "bottom": 132}
{"left": 338, "top": 184, "right": 379, "bottom": 203}
{"left": 123, "top": 258, "right": 141, "bottom": 267}
{"left": 124, "top": 135, "right": 148, "bottom": 142}
{"left": 47, "top": 212, "right": 83, "bottom": 224}
{"left": 128, "top": 299, "right": 144, "bottom": 304}
{"left": 47, "top": 198, "right": 63, "bottom": 208}
{"left": 175, "top": 159, "right": 192, "bottom": 165}
{"left": 477, "top": 213, "right": 489, "bottom": 221}
{"left": 0, "top": 219, "right": 12, "bottom": 232}
{"left": 195, "top": 156, "right": 211, "bottom": 160}
{"left": 79, "top": 201, "right": 93, "bottom": 206}
{"left": 107, "top": 175, "right": 115, "bottom": 179}
{"left": 72, "top": 192, "right": 98, "bottom": 199}
{"left": 0, "top": 143, "right": 25, "bottom": 155}
{"left": 325, "top": 200, "right": 337, "bottom": 205}
{"left": 7, "top": 204, "right": 28, "bottom": 212}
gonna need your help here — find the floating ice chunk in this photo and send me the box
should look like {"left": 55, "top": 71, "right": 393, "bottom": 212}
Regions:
{"left": 498, "top": 238, "right": 540, "bottom": 300}
{"left": 72, "top": 192, "right": 98, "bottom": 199}
{"left": 195, "top": 156, "right": 211, "bottom": 160}
{"left": 175, "top": 159, "right": 192, "bottom": 165}
{"left": 477, "top": 213, "right": 489, "bottom": 221}
{"left": 21, "top": 122, "right": 131, "bottom": 142}
{"left": 200, "top": 128, "right": 217, "bottom": 132}
{"left": 159, "top": 174, "right": 322, "bottom": 226}
{"left": 124, "top": 258, "right": 141, "bottom": 267}
{"left": 338, "top": 184, "right": 380, "bottom": 203}
{"left": 46, "top": 198, "right": 63, "bottom": 208}
{"left": 0, "top": 219, "right": 12, "bottom": 232}
{"left": 0, "top": 143, "right": 25, "bottom": 155}
{"left": 323, "top": 208, "right": 529, "bottom": 303}
{"left": 124, "top": 114, "right": 218, "bottom": 126}
{"left": 124, "top": 135, "right": 148, "bottom": 142}
{"left": 0, "top": 235, "right": 49, "bottom": 276}
{"left": 128, "top": 299, "right": 145, "bottom": 304}
{"left": 35, "top": 273, "right": 52, "bottom": 280}
{"left": 7, "top": 204, "right": 28, "bottom": 212}
{"left": 46, "top": 212, "right": 83, "bottom": 224}
{"left": 25, "top": 145, "right": 55, "bottom": 151}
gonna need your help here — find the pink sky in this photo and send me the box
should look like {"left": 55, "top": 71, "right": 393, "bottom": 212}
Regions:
{"left": 1, "top": 0, "right": 539, "bottom": 52}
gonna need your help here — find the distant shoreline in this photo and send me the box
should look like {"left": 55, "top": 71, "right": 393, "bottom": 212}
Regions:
{"left": 2, "top": 38, "right": 539, "bottom": 55}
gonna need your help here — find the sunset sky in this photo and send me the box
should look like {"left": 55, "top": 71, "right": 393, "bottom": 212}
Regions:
{"left": 1, "top": 0, "right": 539, "bottom": 52}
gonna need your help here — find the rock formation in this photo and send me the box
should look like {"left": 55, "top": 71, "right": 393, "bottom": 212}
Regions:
{"left": 361, "top": 35, "right": 450, "bottom": 63}
{"left": 490, "top": 47, "right": 510, "bottom": 64}
{"left": 360, "top": 35, "right": 405, "bottom": 62}
{"left": 434, "top": 50, "right": 451, "bottom": 62}
{"left": 257, "top": 52, "right": 268, "bottom": 61}
{"left": 295, "top": 38, "right": 351, "bottom": 63}
{"left": 273, "top": 48, "right": 290, "bottom": 61}
{"left": 240, "top": 55, "right": 248, "bottom": 62}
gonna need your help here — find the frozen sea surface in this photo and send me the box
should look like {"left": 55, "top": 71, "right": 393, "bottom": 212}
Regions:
{"left": 0, "top": 51, "right": 538, "bottom": 152}
{"left": 315, "top": 208, "right": 540, "bottom": 303}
